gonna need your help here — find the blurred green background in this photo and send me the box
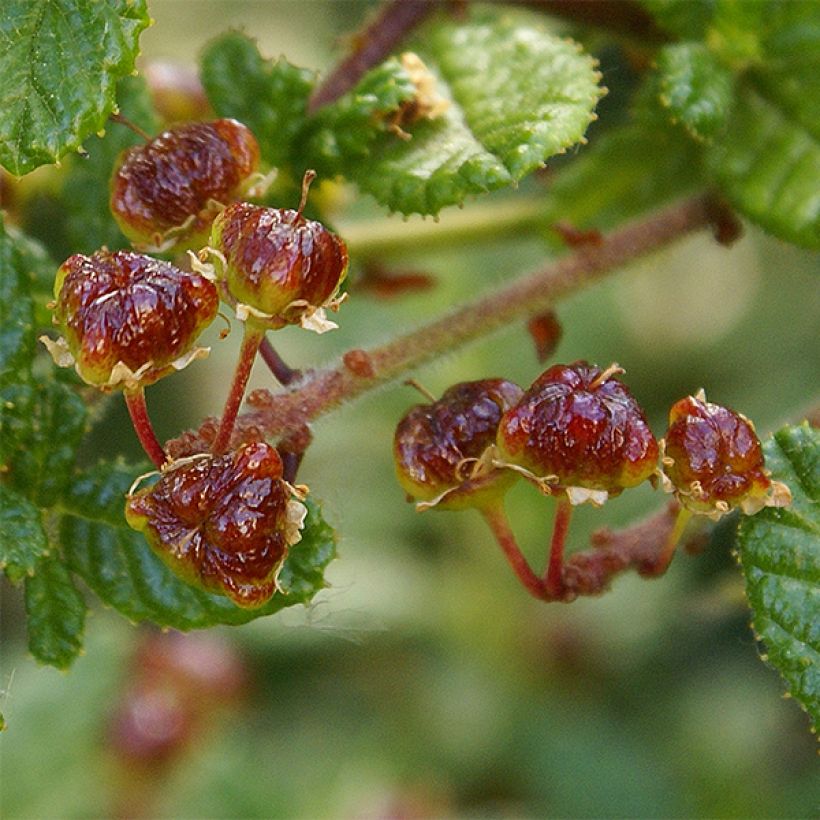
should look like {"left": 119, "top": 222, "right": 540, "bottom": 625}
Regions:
{"left": 1, "top": 2, "right": 818, "bottom": 817}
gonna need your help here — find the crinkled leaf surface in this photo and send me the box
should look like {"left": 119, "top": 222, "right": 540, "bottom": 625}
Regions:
{"left": 342, "top": 9, "right": 604, "bottom": 215}
{"left": 0, "top": 216, "right": 36, "bottom": 386}
{"left": 200, "top": 31, "right": 315, "bottom": 171}
{"left": 61, "top": 75, "right": 159, "bottom": 254}
{"left": 737, "top": 424, "right": 820, "bottom": 730}
{"left": 656, "top": 43, "right": 734, "bottom": 140}
{"left": 0, "top": 0, "right": 151, "bottom": 175}
{"left": 707, "top": 87, "right": 820, "bottom": 248}
{"left": 300, "top": 58, "right": 417, "bottom": 172}
{"left": 24, "top": 552, "right": 86, "bottom": 669}
{"left": 62, "top": 462, "right": 337, "bottom": 630}
{"left": 0, "top": 484, "right": 48, "bottom": 584}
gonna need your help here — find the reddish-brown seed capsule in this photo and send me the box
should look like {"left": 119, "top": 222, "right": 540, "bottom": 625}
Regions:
{"left": 110, "top": 119, "right": 260, "bottom": 251}
{"left": 497, "top": 362, "right": 658, "bottom": 505}
{"left": 126, "top": 442, "right": 306, "bottom": 608}
{"left": 211, "top": 200, "right": 349, "bottom": 332}
{"left": 46, "top": 250, "right": 218, "bottom": 390}
{"left": 661, "top": 393, "right": 789, "bottom": 517}
{"left": 394, "top": 379, "right": 524, "bottom": 510}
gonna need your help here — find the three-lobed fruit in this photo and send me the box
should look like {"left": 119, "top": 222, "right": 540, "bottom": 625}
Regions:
{"left": 126, "top": 442, "right": 306, "bottom": 608}
{"left": 496, "top": 362, "right": 658, "bottom": 505}
{"left": 110, "top": 118, "right": 260, "bottom": 251}
{"left": 210, "top": 199, "right": 349, "bottom": 332}
{"left": 46, "top": 250, "right": 218, "bottom": 390}
{"left": 394, "top": 379, "right": 524, "bottom": 510}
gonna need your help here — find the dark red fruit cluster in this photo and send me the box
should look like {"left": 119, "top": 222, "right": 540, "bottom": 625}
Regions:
{"left": 497, "top": 362, "right": 658, "bottom": 504}
{"left": 394, "top": 379, "right": 524, "bottom": 510}
{"left": 49, "top": 250, "right": 218, "bottom": 390}
{"left": 126, "top": 442, "right": 303, "bottom": 608}
{"left": 662, "top": 392, "right": 787, "bottom": 517}
{"left": 110, "top": 118, "right": 259, "bottom": 251}
{"left": 211, "top": 201, "right": 348, "bottom": 331}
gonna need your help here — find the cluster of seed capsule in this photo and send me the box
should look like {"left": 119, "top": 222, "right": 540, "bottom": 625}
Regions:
{"left": 41, "top": 119, "right": 349, "bottom": 608}
{"left": 393, "top": 362, "right": 791, "bottom": 598}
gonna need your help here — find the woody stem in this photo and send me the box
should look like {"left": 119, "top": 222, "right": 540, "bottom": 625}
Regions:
{"left": 124, "top": 388, "right": 167, "bottom": 469}
{"left": 481, "top": 501, "right": 547, "bottom": 600}
{"left": 212, "top": 324, "right": 266, "bottom": 454}
{"left": 545, "top": 496, "right": 573, "bottom": 598}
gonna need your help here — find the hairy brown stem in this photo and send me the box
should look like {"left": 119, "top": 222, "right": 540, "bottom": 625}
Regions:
{"left": 308, "top": 0, "right": 440, "bottom": 113}
{"left": 230, "top": 194, "right": 714, "bottom": 441}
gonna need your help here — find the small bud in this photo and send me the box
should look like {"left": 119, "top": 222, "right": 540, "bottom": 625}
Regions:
{"left": 46, "top": 250, "right": 218, "bottom": 391}
{"left": 496, "top": 362, "right": 658, "bottom": 505}
{"left": 211, "top": 198, "right": 349, "bottom": 333}
{"left": 126, "top": 443, "right": 306, "bottom": 608}
{"left": 394, "top": 379, "right": 524, "bottom": 511}
{"left": 661, "top": 392, "right": 790, "bottom": 519}
{"left": 110, "top": 119, "right": 260, "bottom": 252}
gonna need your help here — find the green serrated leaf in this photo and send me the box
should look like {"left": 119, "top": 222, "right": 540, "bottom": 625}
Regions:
{"left": 62, "top": 462, "right": 336, "bottom": 630}
{"left": 60, "top": 75, "right": 159, "bottom": 255}
{"left": 5, "top": 223, "right": 58, "bottom": 332}
{"left": 200, "top": 31, "right": 315, "bottom": 171}
{"left": 24, "top": 552, "right": 86, "bottom": 669}
{"left": 0, "top": 0, "right": 151, "bottom": 175}
{"left": 0, "top": 216, "right": 36, "bottom": 387}
{"left": 2, "top": 378, "right": 87, "bottom": 507}
{"left": 0, "top": 484, "right": 48, "bottom": 584}
{"left": 707, "top": 87, "right": 820, "bottom": 248}
{"left": 300, "top": 57, "right": 418, "bottom": 173}
{"left": 737, "top": 423, "right": 820, "bottom": 731}
{"left": 656, "top": 43, "right": 734, "bottom": 140}
{"left": 341, "top": 10, "right": 603, "bottom": 215}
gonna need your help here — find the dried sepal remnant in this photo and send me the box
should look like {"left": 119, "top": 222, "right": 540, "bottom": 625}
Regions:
{"left": 661, "top": 391, "right": 791, "bottom": 519}
{"left": 387, "top": 52, "right": 450, "bottom": 138}
{"left": 45, "top": 250, "right": 218, "bottom": 391}
{"left": 394, "top": 379, "right": 524, "bottom": 511}
{"left": 497, "top": 362, "right": 659, "bottom": 505}
{"left": 110, "top": 119, "right": 260, "bottom": 252}
{"left": 211, "top": 201, "right": 349, "bottom": 333}
{"left": 126, "top": 443, "right": 307, "bottom": 608}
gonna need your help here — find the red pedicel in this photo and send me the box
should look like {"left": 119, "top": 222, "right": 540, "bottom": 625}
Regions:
{"left": 126, "top": 442, "right": 306, "bottom": 608}
{"left": 497, "top": 361, "right": 658, "bottom": 505}
{"left": 661, "top": 392, "right": 790, "bottom": 517}
{"left": 211, "top": 199, "right": 348, "bottom": 333}
{"left": 46, "top": 250, "right": 217, "bottom": 390}
{"left": 110, "top": 118, "right": 260, "bottom": 251}
{"left": 394, "top": 379, "right": 524, "bottom": 511}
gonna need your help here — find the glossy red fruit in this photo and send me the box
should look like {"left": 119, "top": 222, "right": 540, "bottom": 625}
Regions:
{"left": 210, "top": 200, "right": 348, "bottom": 332}
{"left": 126, "top": 442, "right": 305, "bottom": 608}
{"left": 662, "top": 393, "right": 789, "bottom": 517}
{"left": 394, "top": 379, "right": 524, "bottom": 510}
{"left": 110, "top": 118, "right": 260, "bottom": 251}
{"left": 497, "top": 362, "right": 658, "bottom": 505}
{"left": 46, "top": 250, "right": 218, "bottom": 390}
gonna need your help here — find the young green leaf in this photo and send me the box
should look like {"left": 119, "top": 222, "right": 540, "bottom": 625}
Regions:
{"left": 737, "top": 424, "right": 820, "bottom": 731}
{"left": 0, "top": 485, "right": 48, "bottom": 584}
{"left": 300, "top": 57, "right": 418, "bottom": 172}
{"left": 0, "top": 0, "right": 151, "bottom": 175}
{"left": 656, "top": 43, "right": 734, "bottom": 141}
{"left": 61, "top": 76, "right": 159, "bottom": 255}
{"left": 200, "top": 32, "right": 315, "bottom": 171}
{"left": 3, "top": 379, "right": 87, "bottom": 508}
{"left": 61, "top": 462, "right": 336, "bottom": 630}
{"left": 24, "top": 553, "right": 86, "bottom": 670}
{"left": 0, "top": 216, "right": 36, "bottom": 387}
{"left": 707, "top": 88, "right": 820, "bottom": 249}
{"left": 339, "top": 10, "right": 604, "bottom": 215}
